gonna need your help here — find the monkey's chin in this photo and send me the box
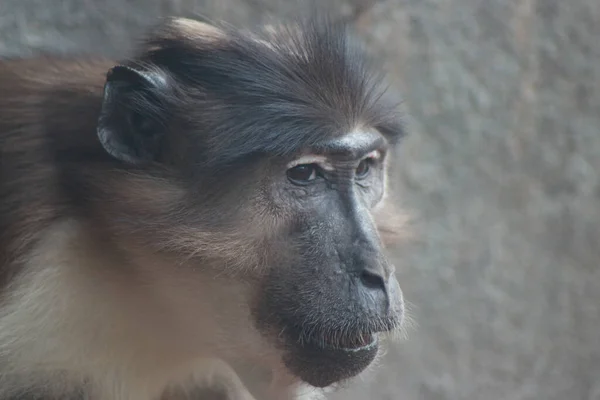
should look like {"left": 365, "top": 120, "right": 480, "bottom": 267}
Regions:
{"left": 283, "top": 334, "right": 380, "bottom": 388}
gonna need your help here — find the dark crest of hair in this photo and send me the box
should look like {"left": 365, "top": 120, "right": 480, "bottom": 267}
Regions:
{"left": 126, "top": 13, "right": 405, "bottom": 169}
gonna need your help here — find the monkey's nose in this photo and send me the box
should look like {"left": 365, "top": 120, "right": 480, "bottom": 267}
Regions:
{"left": 360, "top": 267, "right": 387, "bottom": 292}
{"left": 357, "top": 265, "right": 390, "bottom": 315}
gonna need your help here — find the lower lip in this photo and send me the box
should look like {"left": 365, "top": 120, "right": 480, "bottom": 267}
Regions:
{"left": 284, "top": 332, "right": 381, "bottom": 388}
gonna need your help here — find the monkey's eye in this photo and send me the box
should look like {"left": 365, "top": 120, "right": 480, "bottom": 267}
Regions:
{"left": 287, "top": 164, "right": 319, "bottom": 184}
{"left": 355, "top": 158, "right": 373, "bottom": 179}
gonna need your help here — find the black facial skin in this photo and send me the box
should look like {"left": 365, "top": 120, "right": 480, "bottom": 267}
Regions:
{"left": 255, "top": 131, "right": 404, "bottom": 388}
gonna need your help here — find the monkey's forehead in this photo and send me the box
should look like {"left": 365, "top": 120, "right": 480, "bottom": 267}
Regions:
{"left": 136, "top": 16, "right": 406, "bottom": 164}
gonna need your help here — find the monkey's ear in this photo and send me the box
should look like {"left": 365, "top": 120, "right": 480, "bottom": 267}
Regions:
{"left": 97, "top": 65, "right": 172, "bottom": 164}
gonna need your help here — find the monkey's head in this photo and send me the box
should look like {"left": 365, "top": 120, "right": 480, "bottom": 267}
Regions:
{"left": 94, "top": 15, "right": 407, "bottom": 392}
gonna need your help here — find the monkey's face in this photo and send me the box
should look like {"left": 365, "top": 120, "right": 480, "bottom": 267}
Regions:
{"left": 119, "top": 127, "right": 405, "bottom": 389}
{"left": 247, "top": 129, "right": 404, "bottom": 388}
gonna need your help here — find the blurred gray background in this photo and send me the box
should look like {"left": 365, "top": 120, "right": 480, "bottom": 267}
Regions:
{"left": 1, "top": 0, "right": 598, "bottom": 399}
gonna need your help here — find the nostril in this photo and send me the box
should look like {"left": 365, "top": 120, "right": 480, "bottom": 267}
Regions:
{"left": 360, "top": 269, "right": 386, "bottom": 291}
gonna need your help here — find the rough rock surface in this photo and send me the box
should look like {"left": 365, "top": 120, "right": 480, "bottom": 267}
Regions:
{"left": 1, "top": 0, "right": 598, "bottom": 399}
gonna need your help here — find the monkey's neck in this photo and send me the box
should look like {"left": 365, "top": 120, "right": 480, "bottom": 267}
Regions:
{"left": 0, "top": 218, "right": 214, "bottom": 399}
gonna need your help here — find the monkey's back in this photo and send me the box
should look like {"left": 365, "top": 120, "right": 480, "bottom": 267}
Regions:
{"left": 0, "top": 57, "right": 114, "bottom": 283}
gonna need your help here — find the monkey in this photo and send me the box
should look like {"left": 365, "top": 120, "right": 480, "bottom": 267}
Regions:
{"left": 0, "top": 13, "right": 409, "bottom": 400}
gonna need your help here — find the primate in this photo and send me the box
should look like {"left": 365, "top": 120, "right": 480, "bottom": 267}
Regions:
{"left": 0, "top": 14, "right": 408, "bottom": 400}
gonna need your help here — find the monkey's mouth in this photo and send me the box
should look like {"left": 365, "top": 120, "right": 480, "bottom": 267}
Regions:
{"left": 277, "top": 316, "right": 402, "bottom": 388}
{"left": 318, "top": 332, "right": 378, "bottom": 352}
{"left": 286, "top": 323, "right": 379, "bottom": 352}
